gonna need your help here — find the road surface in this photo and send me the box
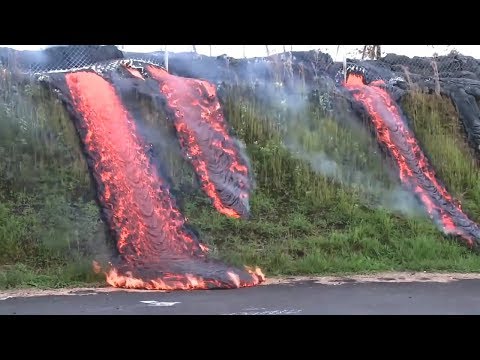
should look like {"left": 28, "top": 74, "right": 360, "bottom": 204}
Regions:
{"left": 1, "top": 274, "right": 480, "bottom": 314}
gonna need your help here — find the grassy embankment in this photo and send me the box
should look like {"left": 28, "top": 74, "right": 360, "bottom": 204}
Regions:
{"left": 1, "top": 71, "right": 480, "bottom": 289}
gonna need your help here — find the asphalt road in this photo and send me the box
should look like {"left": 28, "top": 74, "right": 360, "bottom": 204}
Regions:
{"left": 2, "top": 279, "right": 480, "bottom": 315}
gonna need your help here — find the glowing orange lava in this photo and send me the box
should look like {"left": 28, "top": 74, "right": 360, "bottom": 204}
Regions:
{"left": 64, "top": 70, "right": 264, "bottom": 290}
{"left": 146, "top": 66, "right": 251, "bottom": 219}
{"left": 344, "top": 73, "right": 476, "bottom": 246}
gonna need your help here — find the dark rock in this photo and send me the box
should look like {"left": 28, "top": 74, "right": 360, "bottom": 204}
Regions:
{"left": 0, "top": 45, "right": 123, "bottom": 72}
{"left": 3, "top": 45, "right": 480, "bottom": 157}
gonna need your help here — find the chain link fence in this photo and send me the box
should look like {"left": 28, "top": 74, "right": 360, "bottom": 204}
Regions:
{"left": 0, "top": 45, "right": 163, "bottom": 74}
{"left": 2, "top": 45, "right": 479, "bottom": 85}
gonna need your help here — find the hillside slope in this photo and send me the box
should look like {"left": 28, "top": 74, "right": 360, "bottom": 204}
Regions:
{"left": 1, "top": 48, "right": 480, "bottom": 289}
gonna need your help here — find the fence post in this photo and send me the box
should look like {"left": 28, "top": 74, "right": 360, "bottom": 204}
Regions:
{"left": 164, "top": 46, "right": 169, "bottom": 72}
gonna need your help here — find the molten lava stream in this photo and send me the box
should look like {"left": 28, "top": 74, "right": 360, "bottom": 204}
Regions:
{"left": 344, "top": 73, "right": 480, "bottom": 248}
{"left": 64, "top": 70, "right": 264, "bottom": 290}
{"left": 145, "top": 65, "right": 251, "bottom": 219}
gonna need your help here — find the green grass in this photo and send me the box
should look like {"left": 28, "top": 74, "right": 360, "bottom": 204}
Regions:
{"left": 1, "top": 74, "right": 480, "bottom": 290}
{"left": 402, "top": 91, "right": 480, "bottom": 221}
{"left": 0, "top": 263, "right": 104, "bottom": 290}
{"left": 0, "top": 73, "right": 109, "bottom": 289}
{"left": 182, "top": 85, "right": 480, "bottom": 275}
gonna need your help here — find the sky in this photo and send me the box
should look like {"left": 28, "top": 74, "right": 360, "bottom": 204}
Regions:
{"left": 2, "top": 45, "right": 480, "bottom": 61}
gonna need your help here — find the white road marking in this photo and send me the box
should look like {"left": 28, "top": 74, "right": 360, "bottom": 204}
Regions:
{"left": 140, "top": 301, "right": 180, "bottom": 307}
{"left": 225, "top": 308, "right": 302, "bottom": 315}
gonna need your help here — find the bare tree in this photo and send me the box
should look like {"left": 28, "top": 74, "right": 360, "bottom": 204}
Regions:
{"left": 265, "top": 45, "right": 270, "bottom": 57}
{"left": 361, "top": 45, "right": 382, "bottom": 60}
{"left": 209, "top": 45, "right": 212, "bottom": 57}
{"left": 192, "top": 45, "right": 197, "bottom": 53}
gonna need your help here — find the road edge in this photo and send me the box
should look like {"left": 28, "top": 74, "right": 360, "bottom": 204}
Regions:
{"left": 2, "top": 271, "right": 480, "bottom": 300}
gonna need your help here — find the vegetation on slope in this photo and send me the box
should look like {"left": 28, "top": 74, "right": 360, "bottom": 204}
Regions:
{"left": 402, "top": 91, "right": 480, "bottom": 222}
{"left": 183, "top": 86, "right": 480, "bottom": 275}
{"left": 0, "top": 74, "right": 106, "bottom": 289}
{"left": 0, "top": 74, "right": 479, "bottom": 290}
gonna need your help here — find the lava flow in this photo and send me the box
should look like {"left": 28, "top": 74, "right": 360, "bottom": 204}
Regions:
{"left": 145, "top": 65, "right": 252, "bottom": 219}
{"left": 51, "top": 69, "right": 264, "bottom": 290}
{"left": 344, "top": 71, "right": 480, "bottom": 248}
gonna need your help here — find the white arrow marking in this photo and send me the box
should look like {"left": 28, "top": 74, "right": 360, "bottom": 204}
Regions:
{"left": 140, "top": 301, "right": 180, "bottom": 307}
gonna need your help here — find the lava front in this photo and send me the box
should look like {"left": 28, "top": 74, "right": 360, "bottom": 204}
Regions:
{"left": 146, "top": 65, "right": 252, "bottom": 219}
{"left": 60, "top": 70, "right": 264, "bottom": 290}
{"left": 344, "top": 72, "right": 480, "bottom": 248}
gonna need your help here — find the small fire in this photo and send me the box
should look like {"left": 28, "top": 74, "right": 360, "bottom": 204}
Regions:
{"left": 58, "top": 69, "right": 264, "bottom": 291}
{"left": 145, "top": 65, "right": 252, "bottom": 219}
{"left": 92, "top": 260, "right": 102, "bottom": 274}
{"left": 344, "top": 71, "right": 480, "bottom": 247}
{"left": 103, "top": 265, "right": 264, "bottom": 291}
{"left": 245, "top": 266, "right": 266, "bottom": 282}
{"left": 124, "top": 66, "right": 144, "bottom": 80}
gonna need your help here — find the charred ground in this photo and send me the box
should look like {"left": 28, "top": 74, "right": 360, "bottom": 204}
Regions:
{"left": 1, "top": 46, "right": 480, "bottom": 289}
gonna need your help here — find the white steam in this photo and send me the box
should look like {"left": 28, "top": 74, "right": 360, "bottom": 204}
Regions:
{"left": 242, "top": 64, "right": 423, "bottom": 216}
